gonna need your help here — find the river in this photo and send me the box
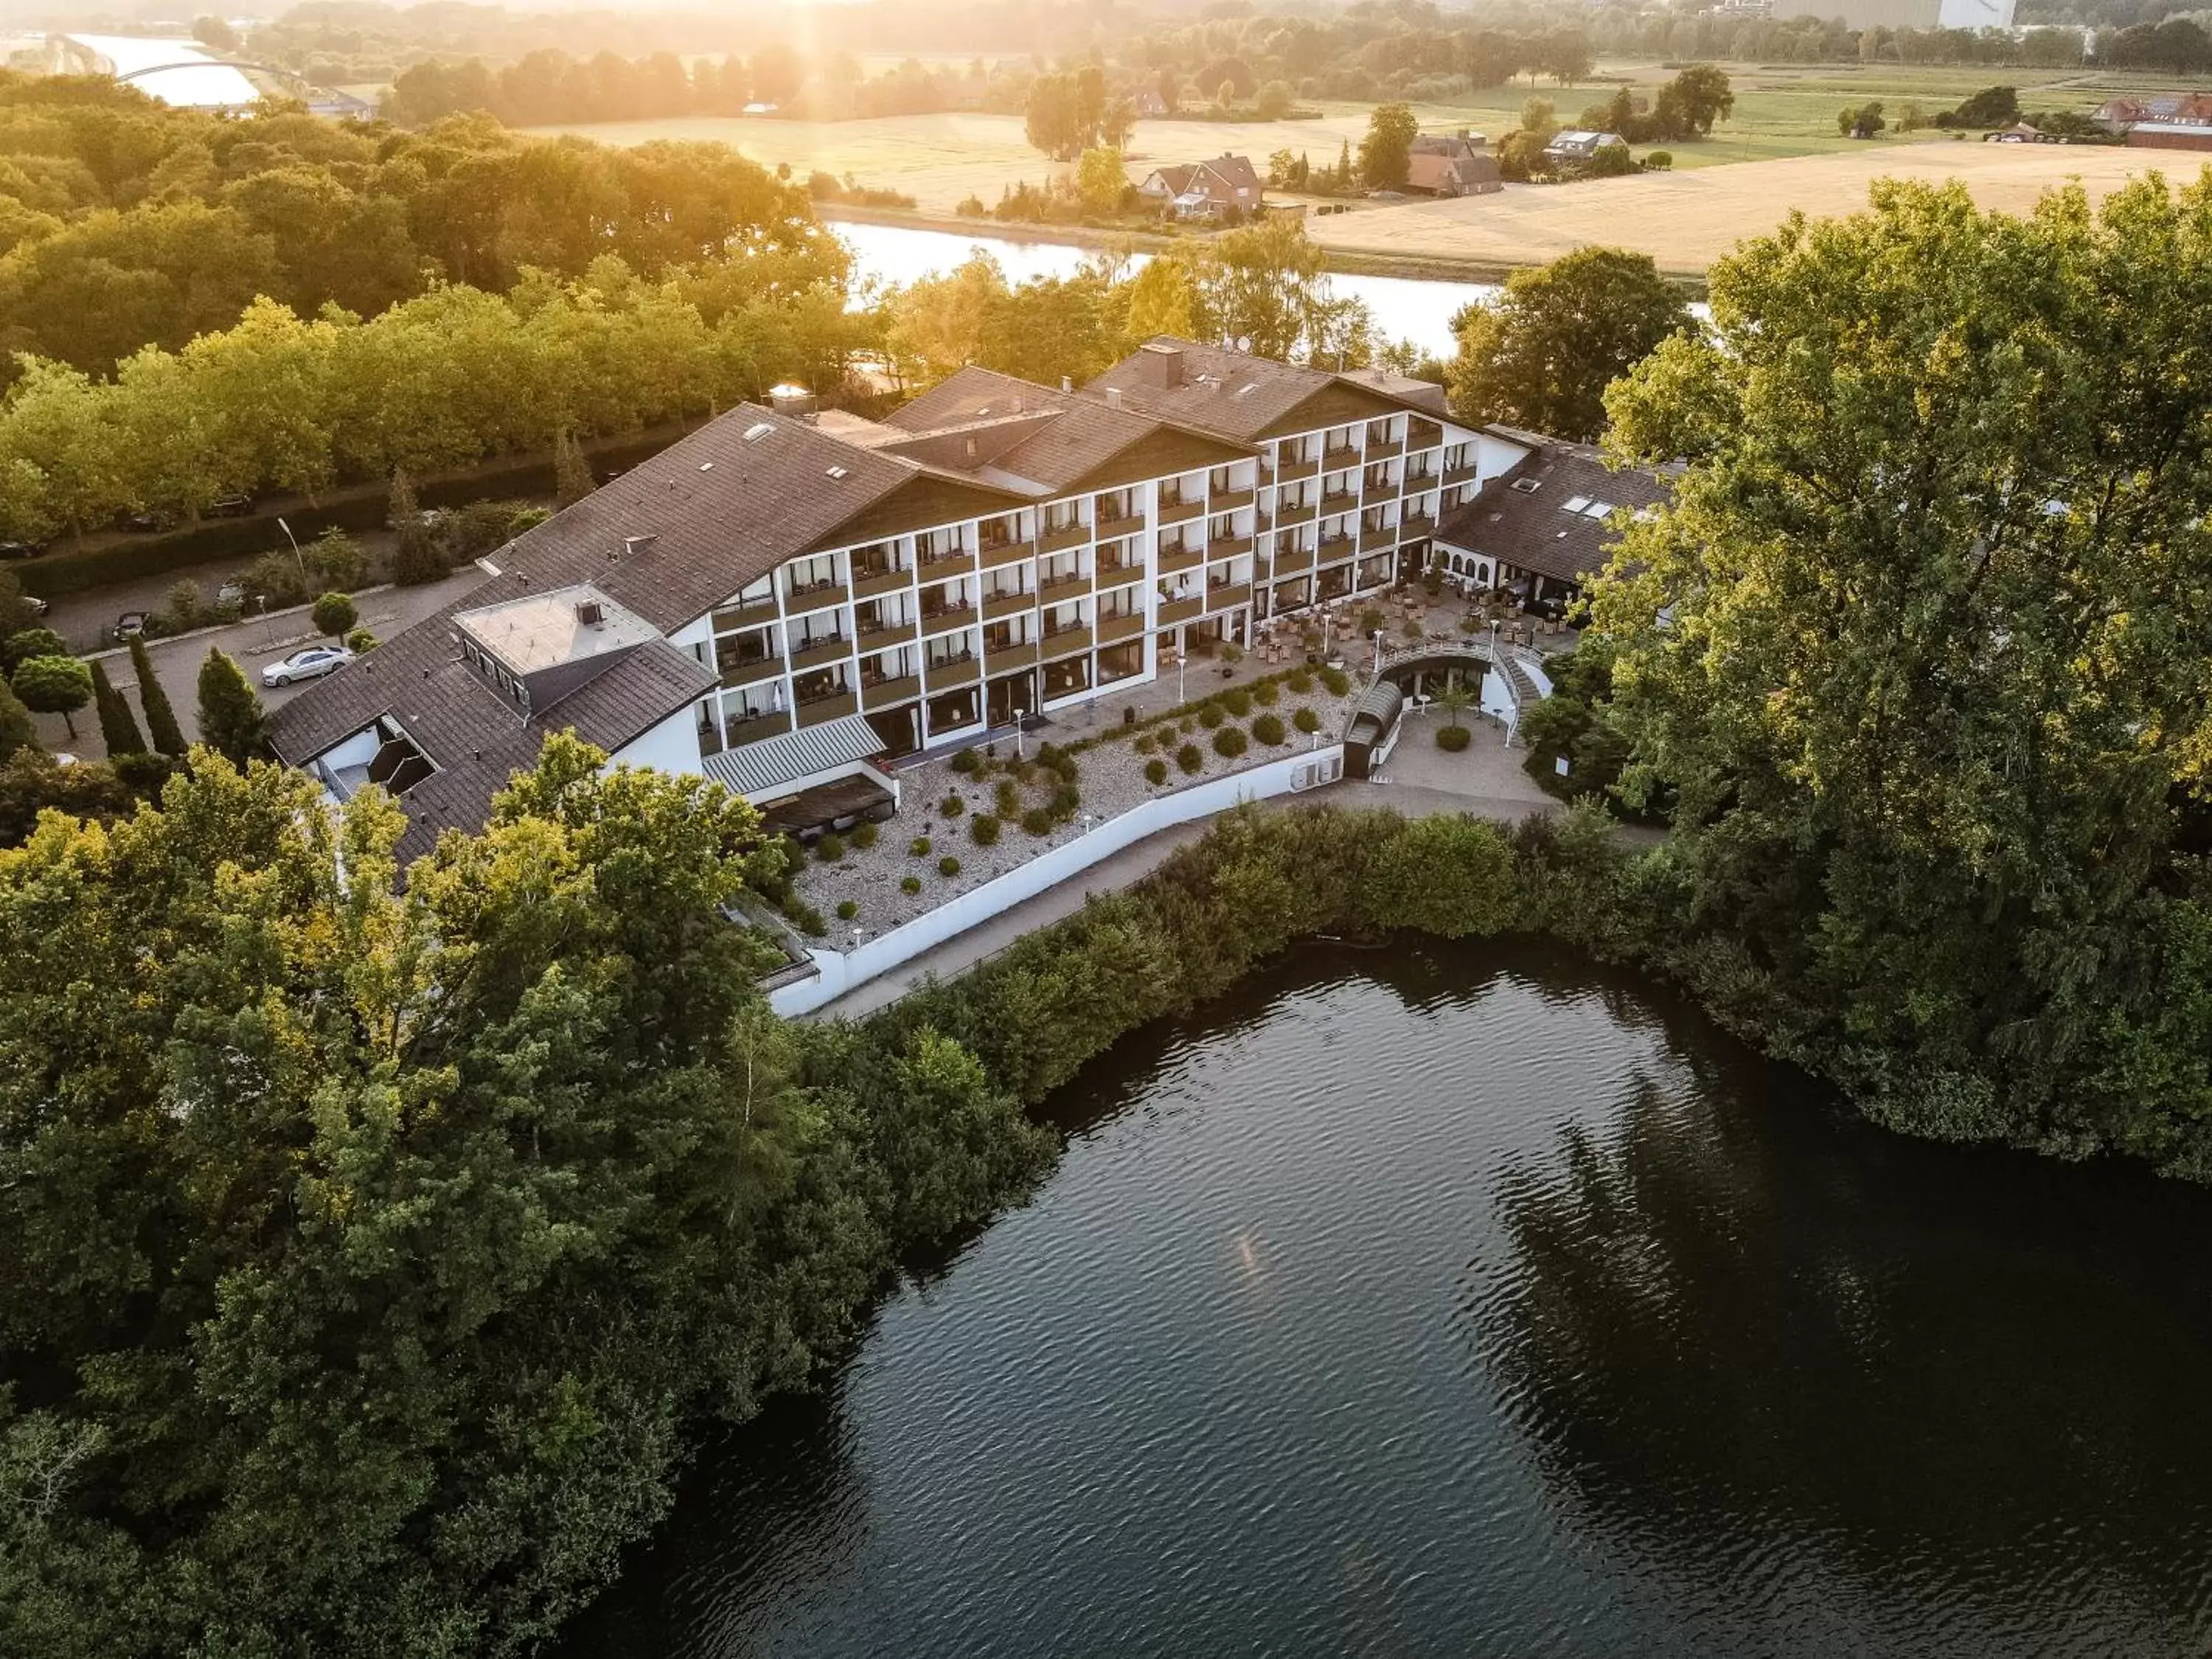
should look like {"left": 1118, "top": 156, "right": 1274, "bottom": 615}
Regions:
{"left": 832, "top": 218, "right": 1493, "bottom": 361}
{"left": 563, "top": 941, "right": 2212, "bottom": 1658}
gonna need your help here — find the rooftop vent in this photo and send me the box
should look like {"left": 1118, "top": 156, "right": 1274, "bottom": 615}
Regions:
{"left": 743, "top": 422, "right": 773, "bottom": 442}
{"left": 699, "top": 460, "right": 715, "bottom": 471}
{"left": 1511, "top": 479, "right": 1542, "bottom": 494}
{"left": 576, "top": 599, "right": 604, "bottom": 627}
{"left": 827, "top": 465, "right": 849, "bottom": 480}
{"left": 1105, "top": 387, "right": 1124, "bottom": 410}
{"left": 622, "top": 535, "right": 657, "bottom": 559}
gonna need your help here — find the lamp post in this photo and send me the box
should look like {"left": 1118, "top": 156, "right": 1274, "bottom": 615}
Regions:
{"left": 1014, "top": 706, "right": 1026, "bottom": 759}
{"left": 1174, "top": 650, "right": 1186, "bottom": 708}
{"left": 276, "top": 515, "right": 308, "bottom": 589}
{"left": 1372, "top": 627, "right": 1384, "bottom": 680}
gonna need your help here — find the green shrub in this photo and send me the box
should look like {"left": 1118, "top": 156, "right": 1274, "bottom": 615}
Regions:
{"left": 1437, "top": 723, "right": 1472, "bottom": 751}
{"left": 950, "top": 748, "right": 981, "bottom": 773}
{"left": 938, "top": 855, "right": 961, "bottom": 877}
{"left": 1212, "top": 725, "right": 1248, "bottom": 759}
{"left": 1222, "top": 686, "right": 1252, "bottom": 717}
{"left": 1179, "top": 716, "right": 1197, "bottom": 734}
{"left": 940, "top": 793, "right": 965, "bottom": 817}
{"left": 1321, "top": 667, "right": 1350, "bottom": 696}
{"left": 1293, "top": 706, "right": 1322, "bottom": 734}
{"left": 1252, "top": 712, "right": 1285, "bottom": 746}
{"left": 901, "top": 874, "right": 922, "bottom": 894}
{"left": 814, "top": 832, "right": 845, "bottom": 862}
{"left": 1175, "top": 742, "right": 1203, "bottom": 774}
{"left": 790, "top": 902, "right": 827, "bottom": 936}
{"left": 1020, "top": 805, "right": 1055, "bottom": 836}
{"left": 1144, "top": 757, "right": 1169, "bottom": 785}
{"left": 1049, "top": 782, "right": 1079, "bottom": 817}
{"left": 910, "top": 835, "right": 932, "bottom": 857}
{"left": 994, "top": 779, "right": 1020, "bottom": 818}
{"left": 1198, "top": 703, "right": 1225, "bottom": 729}
{"left": 852, "top": 821, "right": 878, "bottom": 849}
{"left": 836, "top": 899, "right": 858, "bottom": 920}
{"left": 1253, "top": 680, "right": 1279, "bottom": 706}
{"left": 1133, "top": 733, "right": 1155, "bottom": 754}
{"left": 970, "top": 813, "right": 1001, "bottom": 846}
{"left": 1287, "top": 669, "right": 1314, "bottom": 693}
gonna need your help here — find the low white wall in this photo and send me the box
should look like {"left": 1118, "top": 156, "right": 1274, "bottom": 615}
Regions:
{"left": 770, "top": 744, "right": 1346, "bottom": 1016}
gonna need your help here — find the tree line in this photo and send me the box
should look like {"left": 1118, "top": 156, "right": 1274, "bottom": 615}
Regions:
{"left": 0, "top": 74, "right": 845, "bottom": 381}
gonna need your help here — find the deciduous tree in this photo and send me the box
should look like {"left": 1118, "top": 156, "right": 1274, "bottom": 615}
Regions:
{"left": 11, "top": 655, "right": 90, "bottom": 740}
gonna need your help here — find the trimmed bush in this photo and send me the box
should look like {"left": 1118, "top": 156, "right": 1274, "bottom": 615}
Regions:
{"left": 1179, "top": 717, "right": 1197, "bottom": 734}
{"left": 1437, "top": 723, "right": 1472, "bottom": 752}
{"left": 937, "top": 855, "right": 961, "bottom": 877}
{"left": 1144, "top": 757, "right": 1169, "bottom": 785}
{"left": 1321, "top": 667, "right": 1351, "bottom": 696}
{"left": 1133, "top": 733, "right": 1155, "bottom": 754}
{"left": 835, "top": 899, "right": 858, "bottom": 920}
{"left": 940, "top": 793, "right": 965, "bottom": 817}
{"left": 910, "top": 835, "right": 932, "bottom": 857}
{"left": 1212, "top": 725, "right": 1248, "bottom": 759}
{"left": 1020, "top": 805, "right": 1055, "bottom": 837}
{"left": 814, "top": 832, "right": 846, "bottom": 863}
{"left": 1253, "top": 680, "right": 1279, "bottom": 706}
{"left": 1293, "top": 706, "right": 1322, "bottom": 734}
{"left": 950, "top": 748, "right": 981, "bottom": 773}
{"left": 1049, "top": 782, "right": 1079, "bottom": 817}
{"left": 993, "top": 779, "right": 1020, "bottom": 818}
{"left": 1198, "top": 703, "right": 1225, "bottom": 729}
{"left": 790, "top": 902, "right": 827, "bottom": 936}
{"left": 851, "top": 821, "right": 878, "bottom": 850}
{"left": 1252, "top": 712, "right": 1285, "bottom": 746}
{"left": 1175, "top": 742, "right": 1203, "bottom": 774}
{"left": 1222, "top": 686, "right": 1252, "bottom": 717}
{"left": 901, "top": 875, "right": 922, "bottom": 894}
{"left": 970, "top": 813, "right": 1001, "bottom": 846}
{"left": 1287, "top": 669, "right": 1314, "bottom": 693}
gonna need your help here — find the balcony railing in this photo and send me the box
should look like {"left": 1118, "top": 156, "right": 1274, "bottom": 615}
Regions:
{"left": 920, "top": 603, "right": 978, "bottom": 636}
{"left": 1211, "top": 485, "right": 1255, "bottom": 512}
{"left": 1208, "top": 533, "right": 1253, "bottom": 560}
{"left": 1323, "top": 444, "right": 1359, "bottom": 471}
{"left": 1359, "top": 526, "right": 1397, "bottom": 554}
{"left": 712, "top": 598, "right": 778, "bottom": 632}
{"left": 1274, "top": 498, "right": 1317, "bottom": 528}
{"left": 1095, "top": 557, "right": 1145, "bottom": 588}
{"left": 917, "top": 543, "right": 971, "bottom": 574}
{"left": 783, "top": 579, "right": 848, "bottom": 616}
{"left": 856, "top": 618, "right": 918, "bottom": 654}
{"left": 983, "top": 588, "right": 1032, "bottom": 621}
{"left": 1097, "top": 611, "right": 1145, "bottom": 644}
{"left": 1274, "top": 453, "right": 1319, "bottom": 481}
{"left": 1364, "top": 434, "right": 1404, "bottom": 459}
{"left": 1205, "top": 582, "right": 1253, "bottom": 613}
{"left": 927, "top": 652, "right": 980, "bottom": 688}
{"left": 1038, "top": 573, "right": 1088, "bottom": 607}
{"left": 860, "top": 673, "right": 921, "bottom": 710}
{"left": 1096, "top": 511, "right": 1145, "bottom": 540}
{"left": 788, "top": 634, "right": 851, "bottom": 669}
{"left": 1408, "top": 420, "right": 1444, "bottom": 451}
{"left": 979, "top": 535, "right": 1032, "bottom": 569}
{"left": 723, "top": 710, "right": 790, "bottom": 748}
{"left": 1158, "top": 494, "right": 1204, "bottom": 524}
{"left": 1156, "top": 595, "right": 1203, "bottom": 626}
{"left": 796, "top": 689, "right": 858, "bottom": 726}
{"left": 850, "top": 563, "right": 911, "bottom": 599}
{"left": 717, "top": 654, "right": 782, "bottom": 689}
{"left": 1037, "top": 520, "right": 1089, "bottom": 554}
{"left": 984, "top": 638, "right": 1040, "bottom": 672}
{"left": 1318, "top": 535, "right": 1354, "bottom": 564}
{"left": 1156, "top": 543, "right": 1203, "bottom": 574}
{"left": 1273, "top": 542, "right": 1315, "bottom": 574}
{"left": 1039, "top": 625, "right": 1093, "bottom": 661}
{"left": 1320, "top": 487, "right": 1357, "bottom": 515}
{"left": 1443, "top": 462, "right": 1478, "bottom": 486}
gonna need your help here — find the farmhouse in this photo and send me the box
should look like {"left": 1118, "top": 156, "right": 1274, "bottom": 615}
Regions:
{"left": 2093, "top": 93, "right": 2212, "bottom": 150}
{"left": 1408, "top": 133, "right": 1502, "bottom": 197}
{"left": 1541, "top": 131, "right": 1630, "bottom": 167}
{"left": 270, "top": 341, "right": 1530, "bottom": 855}
{"left": 1431, "top": 429, "right": 1675, "bottom": 617}
{"left": 1135, "top": 153, "right": 1264, "bottom": 218}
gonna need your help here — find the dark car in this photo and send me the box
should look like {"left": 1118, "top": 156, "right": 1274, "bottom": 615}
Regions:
{"left": 0, "top": 540, "right": 40, "bottom": 560}
{"left": 117, "top": 510, "right": 176, "bottom": 535}
{"left": 206, "top": 493, "right": 255, "bottom": 518}
{"left": 111, "top": 611, "right": 148, "bottom": 642}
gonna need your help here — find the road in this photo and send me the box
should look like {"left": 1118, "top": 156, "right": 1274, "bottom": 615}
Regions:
{"left": 29, "top": 569, "right": 490, "bottom": 759}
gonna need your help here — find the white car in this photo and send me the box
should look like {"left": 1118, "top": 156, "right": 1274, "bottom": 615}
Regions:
{"left": 262, "top": 645, "right": 353, "bottom": 687}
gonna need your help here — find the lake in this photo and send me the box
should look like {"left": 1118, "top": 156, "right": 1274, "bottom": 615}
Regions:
{"left": 831, "top": 218, "right": 1493, "bottom": 361}
{"left": 564, "top": 940, "right": 2212, "bottom": 1658}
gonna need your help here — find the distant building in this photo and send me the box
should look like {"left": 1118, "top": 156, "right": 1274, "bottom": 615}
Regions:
{"left": 1771, "top": 0, "right": 2013, "bottom": 27}
{"left": 1136, "top": 153, "right": 1264, "bottom": 219}
{"left": 2093, "top": 93, "right": 2212, "bottom": 150}
{"left": 307, "top": 88, "right": 375, "bottom": 119}
{"left": 46, "top": 32, "right": 262, "bottom": 110}
{"left": 1541, "top": 131, "right": 1630, "bottom": 166}
{"left": 1407, "top": 133, "right": 1503, "bottom": 197}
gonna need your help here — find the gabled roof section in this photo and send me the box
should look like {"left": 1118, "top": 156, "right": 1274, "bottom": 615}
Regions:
{"left": 1085, "top": 338, "right": 1436, "bottom": 445}
{"left": 1434, "top": 437, "right": 1674, "bottom": 586}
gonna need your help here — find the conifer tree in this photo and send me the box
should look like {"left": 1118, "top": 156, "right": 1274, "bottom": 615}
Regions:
{"left": 195, "top": 648, "right": 267, "bottom": 765}
{"left": 130, "top": 634, "right": 187, "bottom": 757}
{"left": 91, "top": 660, "right": 146, "bottom": 756}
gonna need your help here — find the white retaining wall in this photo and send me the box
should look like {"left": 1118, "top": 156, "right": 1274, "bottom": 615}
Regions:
{"left": 770, "top": 744, "right": 1346, "bottom": 1016}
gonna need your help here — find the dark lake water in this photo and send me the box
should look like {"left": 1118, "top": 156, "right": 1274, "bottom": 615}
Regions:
{"left": 564, "top": 942, "right": 2212, "bottom": 1658}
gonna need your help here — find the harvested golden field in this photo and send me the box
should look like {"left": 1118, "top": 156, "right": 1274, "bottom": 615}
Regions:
{"left": 1310, "top": 143, "right": 2202, "bottom": 277}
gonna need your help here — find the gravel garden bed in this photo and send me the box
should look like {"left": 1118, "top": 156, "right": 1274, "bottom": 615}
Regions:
{"left": 789, "top": 665, "right": 1365, "bottom": 940}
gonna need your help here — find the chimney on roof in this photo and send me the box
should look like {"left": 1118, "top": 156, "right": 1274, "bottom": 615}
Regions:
{"left": 1061, "top": 375, "right": 1072, "bottom": 393}
{"left": 965, "top": 436, "right": 978, "bottom": 464}
{"left": 576, "top": 598, "right": 604, "bottom": 628}
{"left": 622, "top": 535, "right": 657, "bottom": 559}
{"left": 1138, "top": 342, "right": 1184, "bottom": 389}
{"left": 1105, "top": 386, "right": 1124, "bottom": 410}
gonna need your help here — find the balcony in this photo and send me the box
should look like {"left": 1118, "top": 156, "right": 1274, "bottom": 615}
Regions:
{"left": 1211, "top": 485, "right": 1254, "bottom": 512}
{"left": 861, "top": 673, "right": 921, "bottom": 711}
{"left": 796, "top": 689, "right": 858, "bottom": 727}
{"left": 927, "top": 653, "right": 979, "bottom": 688}
{"left": 788, "top": 635, "right": 851, "bottom": 670}
{"left": 984, "top": 588, "right": 1032, "bottom": 621}
{"left": 856, "top": 618, "right": 918, "bottom": 655}
{"left": 1363, "top": 434, "right": 1404, "bottom": 459}
{"left": 1443, "top": 462, "right": 1478, "bottom": 486}
{"left": 1094, "top": 558, "right": 1145, "bottom": 590}
{"left": 850, "top": 563, "right": 911, "bottom": 600}
{"left": 1040, "top": 625, "right": 1093, "bottom": 661}
{"left": 1273, "top": 498, "right": 1316, "bottom": 529}
{"left": 1156, "top": 595, "right": 1202, "bottom": 626}
{"left": 984, "top": 638, "right": 1039, "bottom": 673}
{"left": 1359, "top": 526, "right": 1397, "bottom": 554}
{"left": 920, "top": 603, "right": 978, "bottom": 636}
{"left": 723, "top": 710, "right": 790, "bottom": 748}
{"left": 1097, "top": 611, "right": 1144, "bottom": 644}
{"left": 717, "top": 654, "right": 782, "bottom": 689}
{"left": 1158, "top": 494, "right": 1204, "bottom": 525}
{"left": 1038, "top": 573, "right": 1088, "bottom": 607}
{"left": 1037, "top": 520, "right": 1089, "bottom": 554}
{"left": 1157, "top": 543, "right": 1203, "bottom": 574}
{"left": 978, "top": 535, "right": 1032, "bottom": 570}
{"left": 1208, "top": 533, "right": 1253, "bottom": 560}
{"left": 1400, "top": 508, "right": 1436, "bottom": 533}
{"left": 712, "top": 598, "right": 778, "bottom": 632}
{"left": 1323, "top": 444, "right": 1359, "bottom": 471}
{"left": 1318, "top": 535, "right": 1354, "bottom": 564}
{"left": 1408, "top": 419, "right": 1444, "bottom": 451}
{"left": 1096, "top": 511, "right": 1145, "bottom": 540}
{"left": 1274, "top": 452, "right": 1318, "bottom": 481}
{"left": 1205, "top": 582, "right": 1253, "bottom": 613}
{"left": 917, "top": 544, "right": 971, "bottom": 577}
{"left": 783, "top": 580, "right": 847, "bottom": 617}
{"left": 1320, "top": 487, "right": 1357, "bottom": 516}
{"left": 1273, "top": 541, "right": 1315, "bottom": 574}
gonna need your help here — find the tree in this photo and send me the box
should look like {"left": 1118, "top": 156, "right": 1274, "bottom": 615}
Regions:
{"left": 89, "top": 661, "right": 145, "bottom": 757}
{"left": 1077, "top": 147, "right": 1127, "bottom": 214}
{"left": 1520, "top": 96, "right": 1557, "bottom": 138}
{"left": 1655, "top": 64, "right": 1735, "bottom": 139}
{"left": 128, "top": 636, "right": 187, "bottom": 757}
{"left": 190, "top": 14, "right": 238, "bottom": 50}
{"left": 1447, "top": 247, "right": 1691, "bottom": 441}
{"left": 0, "top": 675, "right": 38, "bottom": 763}
{"left": 0, "top": 572, "right": 40, "bottom": 640}
{"left": 1, "top": 627, "right": 66, "bottom": 674}
{"left": 1102, "top": 97, "right": 1137, "bottom": 148}
{"left": 1435, "top": 680, "right": 1475, "bottom": 728}
{"left": 1358, "top": 102, "right": 1419, "bottom": 190}
{"left": 553, "top": 427, "right": 594, "bottom": 506}
{"left": 310, "top": 591, "right": 358, "bottom": 641}
{"left": 1256, "top": 80, "right": 1295, "bottom": 120}
{"left": 388, "top": 470, "right": 445, "bottom": 586}
{"left": 1840, "top": 101, "right": 1887, "bottom": 138}
{"left": 1541, "top": 28, "right": 1594, "bottom": 86}
{"left": 13, "top": 656, "right": 91, "bottom": 740}
{"left": 1121, "top": 257, "right": 1197, "bottom": 341}
{"left": 195, "top": 648, "right": 266, "bottom": 764}
{"left": 1590, "top": 175, "right": 2212, "bottom": 1161}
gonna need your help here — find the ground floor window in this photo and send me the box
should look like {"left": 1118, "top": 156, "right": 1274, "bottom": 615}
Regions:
{"left": 1355, "top": 554, "right": 1393, "bottom": 589}
{"left": 1317, "top": 566, "right": 1352, "bottom": 602}
{"left": 1043, "top": 654, "right": 1090, "bottom": 700}
{"left": 1273, "top": 576, "right": 1312, "bottom": 612}
{"left": 1099, "top": 640, "right": 1144, "bottom": 683}
{"left": 926, "top": 686, "right": 978, "bottom": 737}
{"left": 865, "top": 703, "right": 919, "bottom": 758}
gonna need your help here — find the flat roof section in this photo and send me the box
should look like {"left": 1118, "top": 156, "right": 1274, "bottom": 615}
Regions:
{"left": 453, "top": 584, "right": 660, "bottom": 678}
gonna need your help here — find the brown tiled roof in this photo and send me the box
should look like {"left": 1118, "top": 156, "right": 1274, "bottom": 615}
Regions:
{"left": 890, "top": 366, "right": 1251, "bottom": 490}
{"left": 1084, "top": 338, "right": 1425, "bottom": 443}
{"left": 1433, "top": 439, "right": 1672, "bottom": 585}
